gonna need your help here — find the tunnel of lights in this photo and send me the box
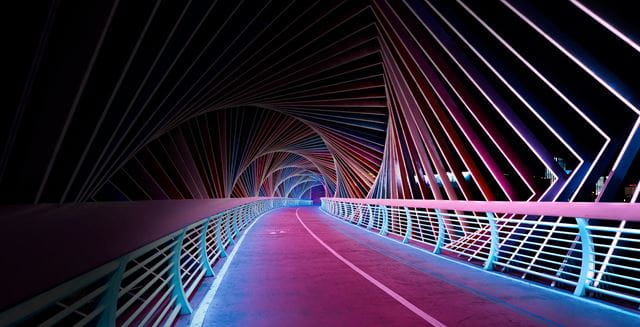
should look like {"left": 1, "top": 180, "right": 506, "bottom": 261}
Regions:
{"left": 1, "top": 0, "right": 640, "bottom": 325}
{"left": 4, "top": 0, "right": 639, "bottom": 205}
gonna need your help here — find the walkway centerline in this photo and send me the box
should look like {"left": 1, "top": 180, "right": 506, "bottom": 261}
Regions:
{"left": 295, "top": 208, "right": 447, "bottom": 327}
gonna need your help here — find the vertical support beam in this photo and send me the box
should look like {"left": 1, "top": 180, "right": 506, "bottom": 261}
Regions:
{"left": 246, "top": 204, "right": 250, "bottom": 218}
{"left": 360, "top": 204, "right": 373, "bottom": 229}
{"left": 374, "top": 205, "right": 381, "bottom": 229}
{"left": 234, "top": 207, "right": 241, "bottom": 231}
{"left": 245, "top": 205, "right": 251, "bottom": 226}
{"left": 97, "top": 256, "right": 128, "bottom": 327}
{"left": 199, "top": 218, "right": 214, "bottom": 277}
{"left": 344, "top": 202, "right": 349, "bottom": 219}
{"left": 345, "top": 203, "right": 350, "bottom": 220}
{"left": 433, "top": 209, "right": 445, "bottom": 254}
{"left": 379, "top": 205, "right": 389, "bottom": 236}
{"left": 574, "top": 218, "right": 595, "bottom": 296}
{"left": 232, "top": 207, "right": 241, "bottom": 235}
{"left": 215, "top": 216, "right": 228, "bottom": 258}
{"left": 365, "top": 204, "right": 374, "bottom": 229}
{"left": 170, "top": 229, "right": 193, "bottom": 314}
{"left": 226, "top": 211, "right": 236, "bottom": 245}
{"left": 403, "top": 207, "right": 412, "bottom": 243}
{"left": 484, "top": 212, "right": 499, "bottom": 271}
{"left": 348, "top": 203, "right": 355, "bottom": 222}
{"left": 351, "top": 203, "right": 356, "bottom": 221}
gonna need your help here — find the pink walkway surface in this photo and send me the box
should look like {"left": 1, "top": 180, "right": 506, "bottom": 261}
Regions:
{"left": 198, "top": 206, "right": 640, "bottom": 326}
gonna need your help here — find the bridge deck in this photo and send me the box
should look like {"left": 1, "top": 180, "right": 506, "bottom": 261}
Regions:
{"left": 192, "top": 206, "right": 639, "bottom": 326}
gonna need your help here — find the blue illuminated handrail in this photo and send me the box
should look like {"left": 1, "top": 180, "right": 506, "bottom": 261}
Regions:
{"left": 0, "top": 198, "right": 312, "bottom": 326}
{"left": 321, "top": 198, "right": 640, "bottom": 312}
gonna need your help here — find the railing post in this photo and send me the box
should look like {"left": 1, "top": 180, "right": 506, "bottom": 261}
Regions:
{"left": 365, "top": 204, "right": 374, "bottom": 229}
{"left": 358, "top": 204, "right": 371, "bottom": 226}
{"left": 379, "top": 205, "right": 389, "bottom": 236}
{"left": 484, "top": 212, "right": 499, "bottom": 271}
{"left": 403, "top": 207, "right": 412, "bottom": 243}
{"left": 97, "top": 256, "right": 128, "bottom": 327}
{"left": 348, "top": 203, "right": 355, "bottom": 222}
{"left": 215, "top": 216, "right": 228, "bottom": 258}
{"left": 433, "top": 209, "right": 445, "bottom": 254}
{"left": 226, "top": 211, "right": 236, "bottom": 245}
{"left": 373, "top": 205, "right": 380, "bottom": 229}
{"left": 232, "top": 207, "right": 241, "bottom": 235}
{"left": 170, "top": 229, "right": 192, "bottom": 314}
{"left": 199, "top": 218, "right": 215, "bottom": 277}
{"left": 574, "top": 218, "right": 595, "bottom": 296}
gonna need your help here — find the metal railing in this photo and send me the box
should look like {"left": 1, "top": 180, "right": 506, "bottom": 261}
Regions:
{"left": 321, "top": 198, "right": 640, "bottom": 310}
{"left": 0, "top": 198, "right": 311, "bottom": 327}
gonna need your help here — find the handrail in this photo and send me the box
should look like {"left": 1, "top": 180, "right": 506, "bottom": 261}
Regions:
{"left": 0, "top": 198, "right": 312, "bottom": 326}
{"left": 0, "top": 197, "right": 283, "bottom": 310}
{"left": 321, "top": 198, "right": 640, "bottom": 312}
{"left": 322, "top": 198, "right": 640, "bottom": 221}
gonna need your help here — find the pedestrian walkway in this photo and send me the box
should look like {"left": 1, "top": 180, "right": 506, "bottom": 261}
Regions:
{"left": 194, "top": 206, "right": 640, "bottom": 326}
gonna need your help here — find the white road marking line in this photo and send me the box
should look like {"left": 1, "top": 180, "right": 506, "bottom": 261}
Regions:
{"left": 189, "top": 210, "right": 269, "bottom": 327}
{"left": 295, "top": 208, "right": 447, "bottom": 327}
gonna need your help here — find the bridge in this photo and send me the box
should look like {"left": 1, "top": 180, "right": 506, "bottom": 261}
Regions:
{"left": 1, "top": 198, "right": 639, "bottom": 326}
{"left": 2, "top": 0, "right": 640, "bottom": 326}
{"left": 190, "top": 205, "right": 638, "bottom": 327}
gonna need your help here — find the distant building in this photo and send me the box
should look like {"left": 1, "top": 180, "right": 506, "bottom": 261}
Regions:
{"left": 595, "top": 176, "right": 606, "bottom": 195}
{"left": 544, "top": 157, "right": 568, "bottom": 182}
